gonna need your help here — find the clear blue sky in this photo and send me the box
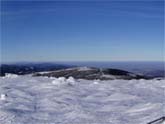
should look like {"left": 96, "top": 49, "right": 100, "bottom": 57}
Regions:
{"left": 1, "top": 1, "right": 164, "bottom": 62}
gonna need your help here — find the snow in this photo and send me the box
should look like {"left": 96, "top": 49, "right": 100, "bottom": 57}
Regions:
{"left": 52, "top": 78, "right": 61, "bottom": 85}
{"left": 66, "top": 76, "right": 76, "bottom": 85}
{"left": 52, "top": 77, "right": 65, "bottom": 86}
{"left": 4, "top": 73, "right": 18, "bottom": 78}
{"left": 93, "top": 81, "right": 99, "bottom": 85}
{"left": 38, "top": 71, "right": 52, "bottom": 74}
{"left": 52, "top": 77, "right": 76, "bottom": 86}
{"left": 77, "top": 67, "right": 92, "bottom": 71}
{"left": 0, "top": 94, "right": 6, "bottom": 101}
{"left": 101, "top": 74, "right": 116, "bottom": 79}
{"left": 0, "top": 75, "right": 164, "bottom": 124}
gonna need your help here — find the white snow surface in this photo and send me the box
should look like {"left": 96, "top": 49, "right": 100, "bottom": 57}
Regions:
{"left": 0, "top": 75, "right": 164, "bottom": 124}
{"left": 77, "top": 67, "right": 93, "bottom": 71}
{"left": 4, "top": 74, "right": 18, "bottom": 78}
{"left": 0, "top": 94, "right": 7, "bottom": 101}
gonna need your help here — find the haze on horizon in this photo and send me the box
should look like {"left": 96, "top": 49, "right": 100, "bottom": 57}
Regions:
{"left": 1, "top": 1, "right": 164, "bottom": 63}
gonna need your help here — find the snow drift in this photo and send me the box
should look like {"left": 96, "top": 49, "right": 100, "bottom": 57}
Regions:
{"left": 0, "top": 75, "right": 164, "bottom": 124}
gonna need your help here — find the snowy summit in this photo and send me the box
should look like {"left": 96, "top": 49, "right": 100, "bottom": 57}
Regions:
{"left": 0, "top": 74, "right": 164, "bottom": 124}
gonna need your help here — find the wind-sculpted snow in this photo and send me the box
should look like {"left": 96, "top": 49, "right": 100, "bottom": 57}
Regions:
{"left": 0, "top": 75, "right": 164, "bottom": 124}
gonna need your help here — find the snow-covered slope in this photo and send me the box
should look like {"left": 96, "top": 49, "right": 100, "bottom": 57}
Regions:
{"left": 0, "top": 75, "right": 164, "bottom": 124}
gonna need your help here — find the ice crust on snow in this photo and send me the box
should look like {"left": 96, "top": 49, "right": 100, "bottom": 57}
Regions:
{"left": 0, "top": 75, "right": 164, "bottom": 124}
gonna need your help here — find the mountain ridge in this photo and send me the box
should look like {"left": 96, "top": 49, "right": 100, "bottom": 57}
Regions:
{"left": 33, "top": 67, "right": 151, "bottom": 80}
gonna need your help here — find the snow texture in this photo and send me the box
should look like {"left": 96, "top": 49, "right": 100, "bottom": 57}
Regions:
{"left": 0, "top": 74, "right": 164, "bottom": 124}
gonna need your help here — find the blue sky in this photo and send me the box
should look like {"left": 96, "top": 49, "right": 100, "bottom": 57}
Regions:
{"left": 1, "top": 1, "right": 164, "bottom": 62}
